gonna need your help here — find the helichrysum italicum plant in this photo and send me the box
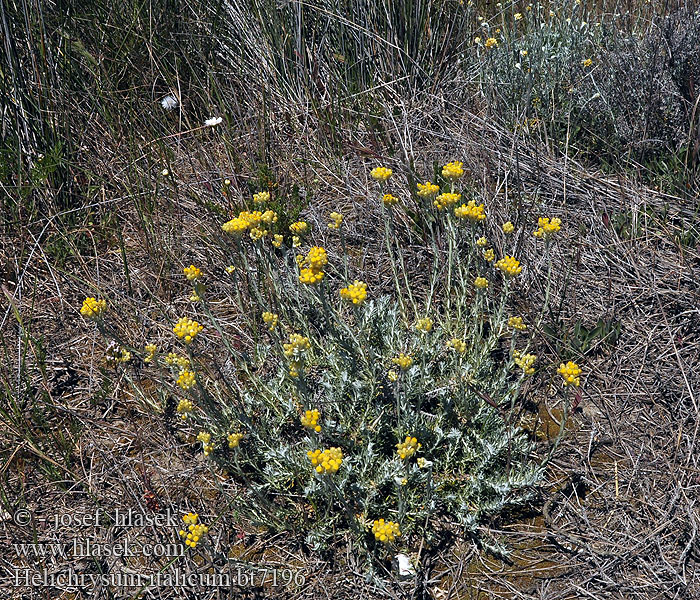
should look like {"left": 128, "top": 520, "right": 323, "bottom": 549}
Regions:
{"left": 89, "top": 159, "right": 582, "bottom": 568}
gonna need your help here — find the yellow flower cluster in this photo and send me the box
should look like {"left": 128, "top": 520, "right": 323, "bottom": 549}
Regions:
{"left": 340, "top": 280, "right": 368, "bottom": 305}
{"left": 177, "top": 398, "right": 193, "bottom": 419}
{"left": 370, "top": 166, "right": 393, "bottom": 181}
{"left": 485, "top": 37, "right": 498, "bottom": 49}
{"left": 290, "top": 221, "right": 309, "bottom": 234}
{"left": 582, "top": 58, "right": 593, "bottom": 67}
{"left": 392, "top": 353, "right": 413, "bottom": 370}
{"left": 144, "top": 343, "right": 157, "bottom": 363}
{"left": 416, "top": 317, "right": 433, "bottom": 333}
{"left": 434, "top": 192, "right": 461, "bottom": 210}
{"left": 474, "top": 276, "right": 489, "bottom": 289}
{"left": 455, "top": 200, "right": 486, "bottom": 222}
{"left": 372, "top": 519, "right": 401, "bottom": 543}
{"left": 513, "top": 350, "right": 536, "bottom": 375}
{"left": 177, "top": 370, "right": 196, "bottom": 390}
{"left": 417, "top": 181, "right": 440, "bottom": 198}
{"left": 534, "top": 217, "right": 562, "bottom": 239}
{"left": 441, "top": 161, "right": 464, "bottom": 180}
{"left": 328, "top": 212, "right": 343, "bottom": 229}
{"left": 558, "top": 361, "right": 582, "bottom": 387}
{"left": 495, "top": 255, "right": 522, "bottom": 277}
{"left": 228, "top": 432, "right": 243, "bottom": 448}
{"left": 446, "top": 338, "right": 467, "bottom": 354}
{"left": 396, "top": 435, "right": 421, "bottom": 460}
{"left": 173, "top": 317, "right": 203, "bottom": 343}
{"left": 183, "top": 265, "right": 202, "bottom": 281}
{"left": 80, "top": 297, "right": 106, "bottom": 319}
{"left": 272, "top": 234, "right": 283, "bottom": 248}
{"left": 508, "top": 316, "right": 527, "bottom": 331}
{"left": 180, "top": 513, "right": 208, "bottom": 548}
{"left": 283, "top": 333, "right": 311, "bottom": 377}
{"left": 197, "top": 431, "right": 213, "bottom": 456}
{"left": 476, "top": 236, "right": 488, "bottom": 247}
{"left": 253, "top": 191, "right": 270, "bottom": 204}
{"left": 298, "top": 246, "right": 328, "bottom": 285}
{"left": 307, "top": 447, "right": 343, "bottom": 474}
{"left": 283, "top": 334, "right": 311, "bottom": 357}
{"left": 502, "top": 221, "right": 515, "bottom": 234}
{"left": 301, "top": 409, "right": 322, "bottom": 432}
{"left": 262, "top": 311, "right": 279, "bottom": 331}
{"left": 483, "top": 248, "right": 495, "bottom": 262}
{"left": 382, "top": 193, "right": 399, "bottom": 207}
{"left": 249, "top": 227, "right": 265, "bottom": 242}
{"left": 166, "top": 352, "right": 190, "bottom": 370}
{"left": 222, "top": 216, "right": 249, "bottom": 235}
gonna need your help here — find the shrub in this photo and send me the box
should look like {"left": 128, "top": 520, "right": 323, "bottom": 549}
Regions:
{"left": 84, "top": 161, "right": 581, "bottom": 567}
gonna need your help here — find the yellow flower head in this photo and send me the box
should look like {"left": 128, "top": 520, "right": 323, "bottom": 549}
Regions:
{"left": 173, "top": 317, "right": 203, "bottom": 343}
{"left": 446, "top": 338, "right": 467, "bottom": 354}
{"left": 382, "top": 193, "right": 399, "bottom": 207}
{"left": 434, "top": 192, "right": 461, "bottom": 210}
{"left": 262, "top": 311, "right": 279, "bottom": 331}
{"left": 239, "top": 210, "right": 263, "bottom": 227}
{"left": 261, "top": 210, "right": 278, "bottom": 225}
{"left": 225, "top": 265, "right": 236, "bottom": 274}
{"left": 249, "top": 227, "right": 266, "bottom": 241}
{"left": 80, "top": 297, "right": 107, "bottom": 319}
{"left": 301, "top": 409, "right": 322, "bottom": 432}
{"left": 180, "top": 513, "right": 208, "bottom": 548}
{"left": 372, "top": 519, "right": 401, "bottom": 543}
{"left": 495, "top": 255, "right": 522, "bottom": 277}
{"left": 298, "top": 246, "right": 328, "bottom": 284}
{"left": 177, "top": 369, "right": 196, "bottom": 390}
{"left": 306, "top": 246, "right": 328, "bottom": 271}
{"left": 371, "top": 166, "right": 393, "bottom": 181}
{"left": 441, "top": 161, "right": 464, "bottom": 180}
{"left": 307, "top": 447, "right": 343, "bottom": 474}
{"left": 144, "top": 344, "right": 157, "bottom": 363}
{"left": 415, "top": 317, "right": 433, "bottom": 333}
{"left": 417, "top": 181, "right": 440, "bottom": 198}
{"left": 454, "top": 200, "right": 486, "bottom": 222}
{"left": 289, "top": 221, "right": 309, "bottom": 234}
{"left": 176, "top": 398, "right": 193, "bottom": 418}
{"left": 328, "top": 211, "right": 343, "bottom": 229}
{"left": 513, "top": 350, "right": 536, "bottom": 375}
{"left": 228, "top": 432, "right": 244, "bottom": 449}
{"left": 474, "top": 276, "right": 489, "bottom": 289}
{"left": 396, "top": 435, "right": 421, "bottom": 460}
{"left": 272, "top": 234, "right": 284, "bottom": 248}
{"left": 183, "top": 265, "right": 202, "bottom": 281}
{"left": 485, "top": 37, "right": 498, "bottom": 49}
{"left": 476, "top": 236, "right": 488, "bottom": 247}
{"left": 392, "top": 353, "right": 413, "bottom": 370}
{"left": 222, "top": 217, "right": 249, "bottom": 235}
{"left": 502, "top": 221, "right": 515, "bottom": 234}
{"left": 582, "top": 58, "right": 593, "bottom": 67}
{"left": 387, "top": 369, "right": 398, "bottom": 382}
{"left": 534, "top": 217, "right": 561, "bottom": 239}
{"left": 483, "top": 248, "right": 495, "bottom": 262}
{"left": 558, "top": 361, "right": 582, "bottom": 387}
{"left": 515, "top": 12, "right": 523, "bottom": 21}
{"left": 253, "top": 191, "right": 270, "bottom": 204}
{"left": 283, "top": 334, "right": 311, "bottom": 359}
{"left": 340, "top": 280, "right": 368, "bottom": 305}
{"left": 508, "top": 316, "right": 527, "bottom": 331}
